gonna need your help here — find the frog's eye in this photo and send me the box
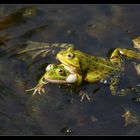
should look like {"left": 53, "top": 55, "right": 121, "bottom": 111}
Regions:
{"left": 58, "top": 69, "right": 64, "bottom": 75}
{"left": 67, "top": 53, "right": 74, "bottom": 59}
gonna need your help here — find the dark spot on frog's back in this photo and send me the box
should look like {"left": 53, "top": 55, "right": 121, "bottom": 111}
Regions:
{"left": 103, "top": 72, "right": 108, "bottom": 75}
{"left": 95, "top": 76, "right": 100, "bottom": 79}
{"left": 94, "top": 71, "right": 99, "bottom": 75}
{"left": 92, "top": 66, "right": 98, "bottom": 71}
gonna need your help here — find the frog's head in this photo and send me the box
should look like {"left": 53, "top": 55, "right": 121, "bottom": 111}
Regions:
{"left": 41, "top": 64, "right": 80, "bottom": 84}
{"left": 56, "top": 47, "right": 81, "bottom": 73}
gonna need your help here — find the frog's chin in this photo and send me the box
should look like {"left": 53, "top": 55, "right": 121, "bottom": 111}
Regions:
{"left": 62, "top": 64, "right": 76, "bottom": 73}
{"left": 56, "top": 57, "right": 79, "bottom": 73}
{"left": 61, "top": 63, "right": 80, "bottom": 74}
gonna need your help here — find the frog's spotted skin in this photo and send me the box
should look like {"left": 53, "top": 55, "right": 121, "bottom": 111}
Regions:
{"left": 56, "top": 46, "right": 140, "bottom": 95}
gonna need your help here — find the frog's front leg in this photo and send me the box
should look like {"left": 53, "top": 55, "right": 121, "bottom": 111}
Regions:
{"left": 26, "top": 76, "right": 48, "bottom": 95}
{"left": 26, "top": 83, "right": 45, "bottom": 95}
{"left": 110, "top": 48, "right": 140, "bottom": 66}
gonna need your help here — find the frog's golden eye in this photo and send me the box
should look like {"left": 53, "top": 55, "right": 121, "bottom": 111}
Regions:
{"left": 58, "top": 69, "right": 64, "bottom": 75}
{"left": 67, "top": 53, "right": 74, "bottom": 59}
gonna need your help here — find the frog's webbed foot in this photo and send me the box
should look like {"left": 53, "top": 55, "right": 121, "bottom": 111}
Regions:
{"left": 79, "top": 90, "right": 91, "bottom": 102}
{"left": 119, "top": 84, "right": 140, "bottom": 96}
{"left": 109, "top": 75, "right": 128, "bottom": 96}
{"left": 110, "top": 85, "right": 140, "bottom": 97}
{"left": 109, "top": 76, "right": 132, "bottom": 96}
{"left": 26, "top": 83, "right": 47, "bottom": 95}
{"left": 109, "top": 75, "right": 120, "bottom": 96}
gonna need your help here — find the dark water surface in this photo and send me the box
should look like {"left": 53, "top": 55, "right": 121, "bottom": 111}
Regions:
{"left": 0, "top": 4, "right": 140, "bottom": 135}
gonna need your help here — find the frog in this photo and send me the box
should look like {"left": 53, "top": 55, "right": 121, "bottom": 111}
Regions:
{"left": 26, "top": 64, "right": 83, "bottom": 96}
{"left": 19, "top": 40, "right": 140, "bottom": 96}
{"left": 56, "top": 46, "right": 140, "bottom": 96}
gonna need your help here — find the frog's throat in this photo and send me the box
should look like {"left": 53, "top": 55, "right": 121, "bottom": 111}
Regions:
{"left": 62, "top": 63, "right": 80, "bottom": 74}
{"left": 57, "top": 59, "right": 80, "bottom": 73}
{"left": 45, "top": 78, "right": 67, "bottom": 83}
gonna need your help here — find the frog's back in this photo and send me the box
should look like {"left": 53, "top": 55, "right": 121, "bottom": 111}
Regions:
{"left": 84, "top": 56, "right": 120, "bottom": 83}
{"left": 74, "top": 49, "right": 120, "bottom": 74}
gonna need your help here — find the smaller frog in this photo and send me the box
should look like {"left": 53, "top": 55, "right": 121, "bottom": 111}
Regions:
{"left": 26, "top": 64, "right": 83, "bottom": 95}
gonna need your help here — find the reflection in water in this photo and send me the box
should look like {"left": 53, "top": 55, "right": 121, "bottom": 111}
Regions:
{"left": 0, "top": 4, "right": 140, "bottom": 135}
{"left": 122, "top": 110, "right": 139, "bottom": 127}
{"left": 0, "top": 6, "right": 39, "bottom": 31}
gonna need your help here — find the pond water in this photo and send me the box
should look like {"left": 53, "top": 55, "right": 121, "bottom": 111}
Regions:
{"left": 0, "top": 4, "right": 140, "bottom": 135}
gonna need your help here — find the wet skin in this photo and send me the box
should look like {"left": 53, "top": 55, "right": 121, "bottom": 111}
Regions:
{"left": 56, "top": 46, "right": 140, "bottom": 95}
{"left": 22, "top": 40, "right": 140, "bottom": 96}
{"left": 26, "top": 64, "right": 83, "bottom": 95}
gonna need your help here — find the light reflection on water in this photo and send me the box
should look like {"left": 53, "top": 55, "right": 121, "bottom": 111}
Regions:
{"left": 0, "top": 4, "right": 140, "bottom": 135}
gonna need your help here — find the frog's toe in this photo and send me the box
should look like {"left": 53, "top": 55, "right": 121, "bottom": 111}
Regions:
{"left": 41, "top": 88, "right": 45, "bottom": 93}
{"left": 38, "top": 90, "right": 41, "bottom": 95}
{"left": 79, "top": 91, "right": 91, "bottom": 102}
{"left": 32, "top": 89, "right": 37, "bottom": 96}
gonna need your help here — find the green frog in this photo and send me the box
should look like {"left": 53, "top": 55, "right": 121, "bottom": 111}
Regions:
{"left": 56, "top": 46, "right": 140, "bottom": 95}
{"left": 26, "top": 64, "right": 83, "bottom": 95}
{"left": 22, "top": 41, "right": 140, "bottom": 96}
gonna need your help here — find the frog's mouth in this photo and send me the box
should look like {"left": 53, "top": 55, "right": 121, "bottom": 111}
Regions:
{"left": 45, "top": 74, "right": 78, "bottom": 84}
{"left": 45, "top": 78, "right": 67, "bottom": 83}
